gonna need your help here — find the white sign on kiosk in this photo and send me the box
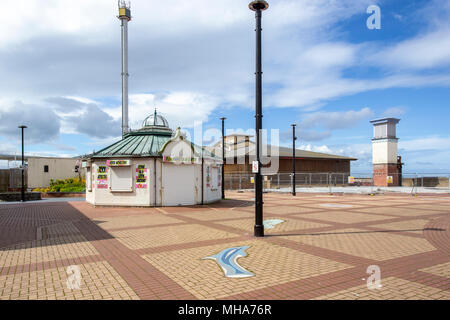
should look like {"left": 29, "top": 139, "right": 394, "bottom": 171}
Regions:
{"left": 252, "top": 161, "right": 259, "bottom": 173}
{"left": 107, "top": 159, "right": 131, "bottom": 166}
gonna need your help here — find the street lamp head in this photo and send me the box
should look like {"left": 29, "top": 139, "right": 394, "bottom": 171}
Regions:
{"left": 220, "top": 117, "right": 227, "bottom": 121}
{"left": 291, "top": 123, "right": 297, "bottom": 127}
{"left": 249, "top": 0, "right": 269, "bottom": 11}
{"left": 18, "top": 125, "right": 27, "bottom": 129}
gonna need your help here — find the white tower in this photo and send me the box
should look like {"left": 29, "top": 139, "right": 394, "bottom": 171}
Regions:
{"left": 118, "top": 1, "right": 131, "bottom": 137}
{"left": 370, "top": 118, "right": 400, "bottom": 186}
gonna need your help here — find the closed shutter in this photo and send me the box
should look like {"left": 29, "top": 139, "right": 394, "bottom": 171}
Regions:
{"left": 110, "top": 166, "right": 133, "bottom": 192}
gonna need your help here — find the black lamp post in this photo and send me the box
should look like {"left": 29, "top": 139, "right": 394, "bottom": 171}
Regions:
{"left": 249, "top": 0, "right": 268, "bottom": 237}
{"left": 18, "top": 125, "right": 27, "bottom": 202}
{"left": 291, "top": 124, "right": 297, "bottom": 196}
{"left": 220, "top": 117, "right": 226, "bottom": 199}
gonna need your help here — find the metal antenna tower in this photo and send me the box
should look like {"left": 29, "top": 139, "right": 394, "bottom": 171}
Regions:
{"left": 118, "top": 0, "right": 132, "bottom": 137}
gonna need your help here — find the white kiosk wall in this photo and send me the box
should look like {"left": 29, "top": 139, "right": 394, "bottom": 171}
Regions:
{"left": 86, "top": 159, "right": 152, "bottom": 207}
{"left": 162, "top": 163, "right": 197, "bottom": 206}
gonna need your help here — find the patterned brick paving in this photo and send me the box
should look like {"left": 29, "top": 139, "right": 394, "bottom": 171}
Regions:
{"left": 0, "top": 191, "right": 449, "bottom": 300}
{"left": 311, "top": 277, "right": 450, "bottom": 300}
{"left": 0, "top": 261, "right": 139, "bottom": 300}
{"left": 142, "top": 239, "right": 351, "bottom": 299}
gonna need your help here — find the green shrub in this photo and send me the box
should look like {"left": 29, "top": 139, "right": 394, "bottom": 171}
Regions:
{"left": 43, "top": 177, "right": 86, "bottom": 192}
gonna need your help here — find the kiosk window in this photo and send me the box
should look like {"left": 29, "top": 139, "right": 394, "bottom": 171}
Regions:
{"left": 110, "top": 166, "right": 133, "bottom": 192}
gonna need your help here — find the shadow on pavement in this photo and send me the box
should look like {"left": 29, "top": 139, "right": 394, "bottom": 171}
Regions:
{"left": 266, "top": 228, "right": 446, "bottom": 238}
{"left": 0, "top": 201, "right": 114, "bottom": 251}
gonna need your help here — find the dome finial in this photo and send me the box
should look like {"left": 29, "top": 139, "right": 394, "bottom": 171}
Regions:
{"left": 141, "top": 109, "right": 170, "bottom": 130}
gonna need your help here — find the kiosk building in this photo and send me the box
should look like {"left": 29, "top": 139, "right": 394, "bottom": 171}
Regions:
{"left": 85, "top": 111, "right": 222, "bottom": 206}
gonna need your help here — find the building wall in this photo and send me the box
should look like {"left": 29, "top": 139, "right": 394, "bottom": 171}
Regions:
{"left": 224, "top": 157, "right": 351, "bottom": 174}
{"left": 86, "top": 157, "right": 221, "bottom": 207}
{"left": 373, "top": 163, "right": 400, "bottom": 187}
{"left": 277, "top": 158, "right": 350, "bottom": 173}
{"left": 27, "top": 157, "right": 80, "bottom": 188}
{"left": 86, "top": 159, "right": 153, "bottom": 207}
{"left": 372, "top": 139, "right": 399, "bottom": 187}
{"left": 372, "top": 139, "right": 398, "bottom": 164}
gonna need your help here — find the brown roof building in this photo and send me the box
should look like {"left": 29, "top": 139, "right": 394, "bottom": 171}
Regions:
{"left": 207, "top": 134, "right": 356, "bottom": 184}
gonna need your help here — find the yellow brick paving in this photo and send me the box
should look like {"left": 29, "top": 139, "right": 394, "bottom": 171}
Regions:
{"left": 95, "top": 214, "right": 184, "bottom": 230}
{"left": 177, "top": 209, "right": 253, "bottom": 221}
{"left": 399, "top": 204, "right": 450, "bottom": 211}
{"left": 142, "top": 240, "right": 351, "bottom": 299}
{"left": 302, "top": 203, "right": 368, "bottom": 210}
{"left": 371, "top": 219, "right": 431, "bottom": 234}
{"left": 111, "top": 224, "right": 238, "bottom": 250}
{"left": 0, "top": 192, "right": 449, "bottom": 300}
{"left": 0, "top": 235, "right": 99, "bottom": 268}
{"left": 312, "top": 277, "right": 450, "bottom": 300}
{"left": 217, "top": 218, "right": 330, "bottom": 233}
{"left": 280, "top": 228, "right": 436, "bottom": 261}
{"left": 263, "top": 206, "right": 320, "bottom": 214}
{"left": 420, "top": 262, "right": 450, "bottom": 279}
{"left": 0, "top": 261, "right": 139, "bottom": 300}
{"left": 293, "top": 211, "right": 392, "bottom": 224}
{"left": 355, "top": 207, "right": 438, "bottom": 216}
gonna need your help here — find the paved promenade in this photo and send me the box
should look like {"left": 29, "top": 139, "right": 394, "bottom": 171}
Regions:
{"left": 0, "top": 192, "right": 449, "bottom": 300}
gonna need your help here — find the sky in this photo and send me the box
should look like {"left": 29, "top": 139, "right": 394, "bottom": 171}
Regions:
{"left": 0, "top": 0, "right": 449, "bottom": 174}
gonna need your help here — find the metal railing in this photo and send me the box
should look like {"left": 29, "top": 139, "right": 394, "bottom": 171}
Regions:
{"left": 224, "top": 172, "right": 450, "bottom": 194}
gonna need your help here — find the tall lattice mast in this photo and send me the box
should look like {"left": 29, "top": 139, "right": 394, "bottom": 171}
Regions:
{"left": 118, "top": 1, "right": 131, "bottom": 137}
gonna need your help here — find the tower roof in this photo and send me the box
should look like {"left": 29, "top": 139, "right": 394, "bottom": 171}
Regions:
{"left": 370, "top": 118, "right": 400, "bottom": 125}
{"left": 91, "top": 130, "right": 173, "bottom": 158}
{"left": 142, "top": 110, "right": 169, "bottom": 128}
{"left": 138, "top": 110, "right": 173, "bottom": 134}
{"left": 90, "top": 109, "right": 218, "bottom": 159}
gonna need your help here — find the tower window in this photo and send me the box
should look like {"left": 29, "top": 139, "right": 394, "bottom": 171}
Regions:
{"left": 44, "top": 165, "right": 49, "bottom": 173}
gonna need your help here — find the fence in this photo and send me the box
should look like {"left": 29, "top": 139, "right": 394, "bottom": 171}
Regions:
{"left": 224, "top": 172, "right": 450, "bottom": 193}
{"left": 0, "top": 168, "right": 28, "bottom": 192}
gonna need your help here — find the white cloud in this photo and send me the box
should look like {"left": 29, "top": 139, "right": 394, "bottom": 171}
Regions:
{"left": 0, "top": 0, "right": 116, "bottom": 48}
{"left": 398, "top": 136, "right": 450, "bottom": 172}
{"left": 278, "top": 108, "right": 374, "bottom": 143}
{"left": 0, "top": 0, "right": 448, "bottom": 112}
{"left": 0, "top": 0, "right": 450, "bottom": 164}
{"left": 300, "top": 144, "right": 333, "bottom": 154}
{"left": 107, "top": 92, "right": 221, "bottom": 130}
{"left": 382, "top": 106, "right": 407, "bottom": 118}
{"left": 0, "top": 0, "right": 386, "bottom": 109}
{"left": 300, "top": 107, "right": 374, "bottom": 130}
{"left": 370, "top": 28, "right": 450, "bottom": 70}
{"left": 399, "top": 136, "right": 450, "bottom": 152}
{"left": 292, "top": 134, "right": 450, "bottom": 174}
{"left": 0, "top": 102, "right": 61, "bottom": 144}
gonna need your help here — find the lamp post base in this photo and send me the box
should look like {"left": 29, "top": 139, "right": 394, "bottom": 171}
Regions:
{"left": 254, "top": 224, "right": 264, "bottom": 237}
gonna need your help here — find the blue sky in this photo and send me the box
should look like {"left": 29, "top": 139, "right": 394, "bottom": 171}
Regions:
{"left": 0, "top": 0, "right": 449, "bottom": 174}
